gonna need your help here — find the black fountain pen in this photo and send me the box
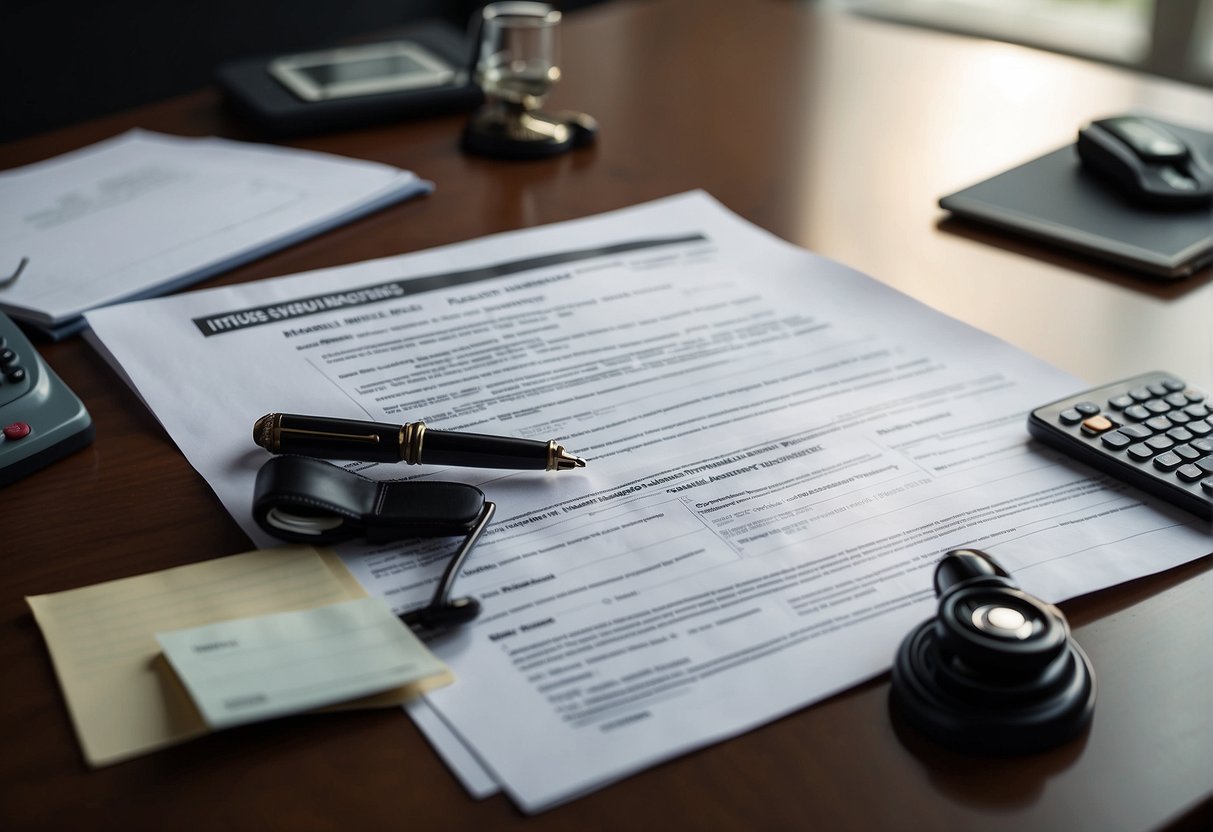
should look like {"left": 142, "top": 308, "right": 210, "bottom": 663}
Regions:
{"left": 253, "top": 413, "right": 587, "bottom": 471}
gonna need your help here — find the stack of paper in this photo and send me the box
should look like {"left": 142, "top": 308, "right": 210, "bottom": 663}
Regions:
{"left": 0, "top": 130, "right": 431, "bottom": 338}
{"left": 83, "top": 193, "right": 1211, "bottom": 810}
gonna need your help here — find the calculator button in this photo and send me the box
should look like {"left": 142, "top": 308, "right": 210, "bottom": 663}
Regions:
{"left": 1144, "top": 399, "right": 1171, "bottom": 414}
{"left": 1101, "top": 432, "right": 1132, "bottom": 450}
{"left": 1074, "top": 401, "right": 1100, "bottom": 416}
{"left": 1059, "top": 409, "right": 1083, "bottom": 425}
{"left": 0, "top": 347, "right": 16, "bottom": 366}
{"left": 1081, "top": 416, "right": 1115, "bottom": 435}
{"left": 1161, "top": 378, "right": 1186, "bottom": 392}
{"left": 1153, "top": 452, "right": 1182, "bottom": 471}
{"left": 4, "top": 367, "right": 25, "bottom": 384}
{"left": 1167, "top": 410, "right": 1191, "bottom": 424}
{"left": 1145, "top": 415, "right": 1172, "bottom": 432}
{"left": 1187, "top": 420, "right": 1212, "bottom": 437}
{"left": 1176, "top": 464, "right": 1205, "bottom": 482}
{"left": 1198, "top": 458, "right": 1213, "bottom": 475}
{"left": 1185, "top": 389, "right": 1207, "bottom": 403}
{"left": 1124, "top": 405, "right": 1151, "bottom": 421}
{"left": 1164, "top": 392, "right": 1189, "bottom": 407}
{"left": 1145, "top": 435, "right": 1174, "bottom": 452}
{"left": 1128, "top": 387, "right": 1152, "bottom": 401}
{"left": 1174, "top": 444, "right": 1201, "bottom": 462}
{"left": 1168, "top": 427, "right": 1195, "bottom": 443}
{"left": 1108, "top": 394, "right": 1134, "bottom": 410}
{"left": 1120, "top": 424, "right": 1153, "bottom": 440}
{"left": 1127, "top": 443, "right": 1155, "bottom": 461}
{"left": 1202, "top": 480, "right": 1213, "bottom": 496}
{"left": 3, "top": 422, "right": 31, "bottom": 441}
{"left": 1191, "top": 438, "right": 1213, "bottom": 454}
{"left": 1185, "top": 404, "right": 1209, "bottom": 419}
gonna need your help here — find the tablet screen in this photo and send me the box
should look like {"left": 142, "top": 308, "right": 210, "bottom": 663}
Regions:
{"left": 270, "top": 41, "right": 456, "bottom": 101}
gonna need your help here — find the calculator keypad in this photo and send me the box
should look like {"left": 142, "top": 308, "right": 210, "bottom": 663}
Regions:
{"left": 0, "top": 334, "right": 33, "bottom": 407}
{"left": 0, "top": 312, "right": 94, "bottom": 487}
{"left": 1028, "top": 372, "right": 1213, "bottom": 519}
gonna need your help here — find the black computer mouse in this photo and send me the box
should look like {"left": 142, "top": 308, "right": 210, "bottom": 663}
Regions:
{"left": 1076, "top": 115, "right": 1213, "bottom": 209}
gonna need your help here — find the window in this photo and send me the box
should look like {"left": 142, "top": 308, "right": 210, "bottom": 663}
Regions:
{"left": 839, "top": 0, "right": 1213, "bottom": 86}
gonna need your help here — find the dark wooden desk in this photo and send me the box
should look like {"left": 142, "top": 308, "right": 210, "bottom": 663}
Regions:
{"left": 3, "top": 1, "right": 1210, "bottom": 829}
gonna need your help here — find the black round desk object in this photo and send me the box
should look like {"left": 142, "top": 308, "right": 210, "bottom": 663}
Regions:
{"left": 890, "top": 549, "right": 1095, "bottom": 754}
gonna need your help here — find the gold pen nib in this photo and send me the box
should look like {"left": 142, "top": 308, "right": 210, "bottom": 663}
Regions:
{"left": 548, "top": 442, "right": 588, "bottom": 471}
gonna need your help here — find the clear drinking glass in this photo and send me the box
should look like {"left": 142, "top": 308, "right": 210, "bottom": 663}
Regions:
{"left": 476, "top": 2, "right": 563, "bottom": 107}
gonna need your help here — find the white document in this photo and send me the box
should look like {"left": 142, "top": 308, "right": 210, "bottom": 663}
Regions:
{"left": 84, "top": 192, "right": 1211, "bottom": 811}
{"left": 0, "top": 130, "right": 431, "bottom": 337}
{"left": 156, "top": 597, "right": 450, "bottom": 729}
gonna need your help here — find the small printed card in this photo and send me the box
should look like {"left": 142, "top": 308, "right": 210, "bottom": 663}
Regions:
{"left": 156, "top": 597, "right": 449, "bottom": 729}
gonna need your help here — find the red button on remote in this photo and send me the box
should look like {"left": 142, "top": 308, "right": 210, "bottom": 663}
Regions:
{"left": 3, "top": 422, "right": 31, "bottom": 440}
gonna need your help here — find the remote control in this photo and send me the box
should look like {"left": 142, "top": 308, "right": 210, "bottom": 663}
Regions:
{"left": 1027, "top": 371, "right": 1212, "bottom": 520}
{"left": 0, "top": 311, "right": 94, "bottom": 487}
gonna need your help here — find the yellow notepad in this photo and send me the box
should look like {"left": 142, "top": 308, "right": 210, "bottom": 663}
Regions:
{"left": 27, "top": 545, "right": 451, "bottom": 767}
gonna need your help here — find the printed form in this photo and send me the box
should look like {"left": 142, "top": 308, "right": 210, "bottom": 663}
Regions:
{"left": 85, "top": 192, "right": 1211, "bottom": 811}
{"left": 0, "top": 129, "right": 430, "bottom": 337}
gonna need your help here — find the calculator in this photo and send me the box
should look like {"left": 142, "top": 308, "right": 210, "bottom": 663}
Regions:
{"left": 1027, "top": 371, "right": 1212, "bottom": 520}
{"left": 0, "top": 311, "right": 94, "bottom": 487}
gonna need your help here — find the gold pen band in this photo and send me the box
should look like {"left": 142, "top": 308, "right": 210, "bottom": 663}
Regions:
{"left": 400, "top": 421, "right": 426, "bottom": 465}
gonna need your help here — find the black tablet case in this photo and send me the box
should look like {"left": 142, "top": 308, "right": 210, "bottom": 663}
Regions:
{"left": 215, "top": 21, "right": 482, "bottom": 137}
{"left": 939, "top": 118, "right": 1213, "bottom": 280}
